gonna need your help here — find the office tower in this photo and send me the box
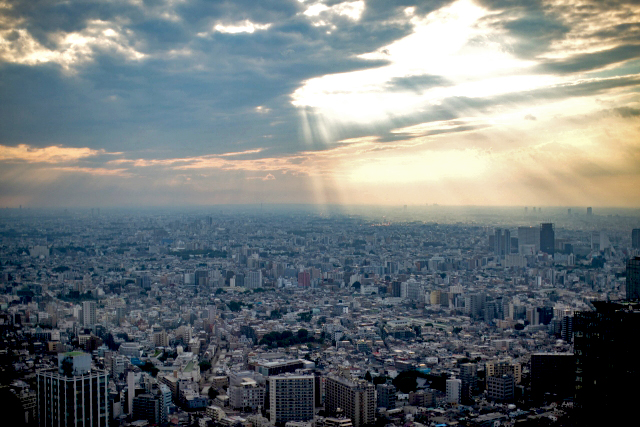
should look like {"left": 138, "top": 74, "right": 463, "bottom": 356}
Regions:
{"left": 567, "top": 208, "right": 571, "bottom": 215}
{"left": 587, "top": 207, "right": 592, "bottom": 215}
{"left": 127, "top": 370, "right": 135, "bottom": 416}
{"left": 486, "top": 375, "right": 514, "bottom": 402}
{"left": 633, "top": 229, "right": 640, "bottom": 249}
{"left": 82, "top": 301, "right": 97, "bottom": 327}
{"left": 460, "top": 363, "right": 477, "bottom": 404}
{"left": 493, "top": 228, "right": 511, "bottom": 257}
{"left": 517, "top": 226, "right": 540, "bottom": 253}
{"left": 36, "top": 352, "right": 109, "bottom": 427}
{"left": 445, "top": 378, "right": 461, "bottom": 404}
{"left": 325, "top": 375, "right": 375, "bottom": 427}
{"left": 376, "top": 383, "right": 396, "bottom": 409}
{"left": 246, "top": 270, "right": 262, "bottom": 289}
{"left": 269, "top": 375, "right": 314, "bottom": 424}
{"left": 573, "top": 301, "right": 640, "bottom": 426}
{"left": 539, "top": 223, "right": 555, "bottom": 255}
{"left": 530, "top": 353, "right": 574, "bottom": 402}
{"left": 465, "top": 293, "right": 485, "bottom": 319}
{"left": 627, "top": 257, "right": 640, "bottom": 300}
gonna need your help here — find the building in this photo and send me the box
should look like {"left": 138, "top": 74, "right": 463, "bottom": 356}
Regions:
{"left": 485, "top": 361, "right": 521, "bottom": 384}
{"left": 36, "top": 352, "right": 109, "bottom": 427}
{"left": 269, "top": 375, "right": 314, "bottom": 424}
{"left": 82, "top": 301, "right": 97, "bottom": 328}
{"left": 633, "top": 229, "right": 640, "bottom": 249}
{"left": 229, "top": 376, "right": 265, "bottom": 411}
{"left": 460, "top": 363, "right": 477, "bottom": 404}
{"left": 246, "top": 270, "right": 262, "bottom": 289}
{"left": 132, "top": 394, "right": 161, "bottom": 424}
{"left": 574, "top": 301, "right": 640, "bottom": 426}
{"left": 324, "top": 375, "right": 375, "bottom": 427}
{"left": 530, "top": 353, "right": 574, "bottom": 402}
{"left": 627, "top": 257, "right": 640, "bottom": 300}
{"left": 445, "top": 378, "right": 461, "bottom": 404}
{"left": 486, "top": 375, "right": 514, "bottom": 402}
{"left": 376, "top": 383, "right": 396, "bottom": 409}
{"left": 517, "top": 226, "right": 540, "bottom": 253}
{"left": 494, "top": 228, "right": 511, "bottom": 257}
{"left": 540, "top": 223, "right": 555, "bottom": 255}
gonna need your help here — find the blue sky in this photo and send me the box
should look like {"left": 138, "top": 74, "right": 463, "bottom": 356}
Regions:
{"left": 1, "top": 0, "right": 639, "bottom": 207}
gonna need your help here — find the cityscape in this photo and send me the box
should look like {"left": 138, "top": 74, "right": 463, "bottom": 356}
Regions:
{"left": 2, "top": 0, "right": 640, "bottom": 426}
{"left": 1, "top": 206, "right": 639, "bottom": 426}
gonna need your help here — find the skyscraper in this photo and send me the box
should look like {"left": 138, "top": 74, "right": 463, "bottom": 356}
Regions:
{"left": 325, "top": 374, "right": 375, "bottom": 427}
{"left": 573, "top": 301, "right": 640, "bottom": 426}
{"left": 517, "top": 226, "right": 540, "bottom": 253}
{"left": 627, "top": 257, "right": 640, "bottom": 301}
{"left": 539, "top": 223, "right": 555, "bottom": 255}
{"left": 493, "top": 228, "right": 511, "bottom": 257}
{"left": 37, "top": 352, "right": 109, "bottom": 427}
{"left": 83, "top": 301, "right": 97, "bottom": 327}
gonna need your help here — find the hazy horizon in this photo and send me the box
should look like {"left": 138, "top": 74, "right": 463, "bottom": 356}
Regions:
{"left": 2, "top": 0, "right": 640, "bottom": 207}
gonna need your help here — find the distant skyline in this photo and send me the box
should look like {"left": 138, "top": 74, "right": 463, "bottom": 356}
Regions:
{"left": 1, "top": 0, "right": 639, "bottom": 208}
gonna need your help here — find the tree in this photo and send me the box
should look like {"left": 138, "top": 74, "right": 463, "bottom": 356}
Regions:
{"left": 208, "top": 388, "right": 219, "bottom": 399}
{"left": 364, "top": 371, "right": 373, "bottom": 382}
{"left": 373, "top": 376, "right": 387, "bottom": 386}
{"left": 352, "top": 281, "right": 361, "bottom": 291}
{"left": 60, "top": 356, "right": 74, "bottom": 377}
{"left": 297, "top": 329, "right": 309, "bottom": 340}
{"left": 199, "top": 360, "right": 212, "bottom": 371}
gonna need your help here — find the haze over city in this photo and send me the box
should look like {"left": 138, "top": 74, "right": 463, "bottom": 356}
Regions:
{"left": 1, "top": 0, "right": 640, "bottom": 207}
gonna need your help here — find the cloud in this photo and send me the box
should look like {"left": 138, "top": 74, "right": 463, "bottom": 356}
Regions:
{"left": 213, "top": 20, "right": 272, "bottom": 34}
{"left": 0, "top": 144, "right": 110, "bottom": 163}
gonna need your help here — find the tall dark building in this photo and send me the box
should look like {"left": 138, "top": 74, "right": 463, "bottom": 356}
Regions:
{"left": 460, "top": 363, "right": 477, "bottom": 404}
{"left": 632, "top": 229, "right": 640, "bottom": 249}
{"left": 539, "top": 223, "right": 555, "bottom": 255}
{"left": 574, "top": 301, "right": 640, "bottom": 426}
{"left": 530, "top": 353, "right": 574, "bottom": 402}
{"left": 627, "top": 257, "right": 640, "bottom": 301}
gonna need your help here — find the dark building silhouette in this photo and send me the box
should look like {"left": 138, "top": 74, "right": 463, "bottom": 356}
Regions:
{"left": 632, "top": 229, "right": 640, "bottom": 249}
{"left": 530, "top": 353, "right": 574, "bottom": 402}
{"left": 627, "top": 257, "right": 640, "bottom": 301}
{"left": 539, "top": 223, "right": 555, "bottom": 255}
{"left": 574, "top": 301, "right": 640, "bottom": 426}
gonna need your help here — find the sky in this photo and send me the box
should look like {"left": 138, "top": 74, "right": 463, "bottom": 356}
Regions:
{"left": 1, "top": 0, "right": 639, "bottom": 208}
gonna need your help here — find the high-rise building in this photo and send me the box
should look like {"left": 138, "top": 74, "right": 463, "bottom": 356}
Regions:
{"left": 269, "top": 375, "right": 314, "bottom": 424}
{"left": 376, "top": 383, "right": 396, "bottom": 409}
{"left": 627, "top": 257, "right": 640, "bottom": 300}
{"left": 573, "top": 301, "right": 640, "bottom": 426}
{"left": 486, "top": 375, "right": 514, "bottom": 402}
{"left": 539, "top": 223, "right": 555, "bottom": 255}
{"left": 83, "top": 301, "right": 97, "bottom": 327}
{"left": 633, "top": 229, "right": 640, "bottom": 249}
{"left": 132, "top": 394, "right": 160, "bottom": 424}
{"left": 325, "top": 375, "right": 375, "bottom": 427}
{"left": 494, "top": 229, "right": 511, "bottom": 257}
{"left": 246, "top": 270, "right": 262, "bottom": 289}
{"left": 460, "top": 363, "right": 477, "bottom": 404}
{"left": 36, "top": 352, "right": 109, "bottom": 427}
{"left": 530, "top": 353, "right": 574, "bottom": 402}
{"left": 517, "top": 226, "right": 540, "bottom": 253}
{"left": 445, "top": 378, "right": 461, "bottom": 404}
{"left": 587, "top": 207, "right": 593, "bottom": 215}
